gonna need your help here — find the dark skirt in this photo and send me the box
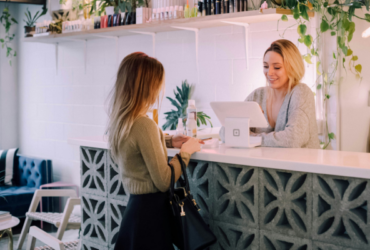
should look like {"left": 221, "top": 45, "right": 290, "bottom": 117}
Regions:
{"left": 114, "top": 192, "right": 175, "bottom": 250}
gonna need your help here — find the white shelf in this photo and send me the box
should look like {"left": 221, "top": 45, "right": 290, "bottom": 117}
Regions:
{"left": 23, "top": 8, "right": 313, "bottom": 44}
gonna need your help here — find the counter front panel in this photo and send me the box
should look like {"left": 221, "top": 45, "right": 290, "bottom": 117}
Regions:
{"left": 78, "top": 146, "right": 370, "bottom": 250}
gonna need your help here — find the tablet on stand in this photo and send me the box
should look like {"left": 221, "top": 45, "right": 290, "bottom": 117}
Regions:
{"left": 210, "top": 102, "right": 269, "bottom": 148}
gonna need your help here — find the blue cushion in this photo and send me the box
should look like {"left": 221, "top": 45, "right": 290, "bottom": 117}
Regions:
{"left": 13, "top": 155, "right": 53, "bottom": 188}
{"left": 0, "top": 185, "right": 37, "bottom": 218}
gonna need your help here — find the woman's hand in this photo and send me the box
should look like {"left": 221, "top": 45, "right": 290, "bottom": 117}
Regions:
{"left": 180, "top": 137, "right": 203, "bottom": 155}
{"left": 172, "top": 134, "right": 191, "bottom": 148}
{"left": 172, "top": 134, "right": 205, "bottom": 148}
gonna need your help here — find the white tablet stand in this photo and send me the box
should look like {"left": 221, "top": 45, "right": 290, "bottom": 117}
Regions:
{"left": 211, "top": 102, "right": 269, "bottom": 148}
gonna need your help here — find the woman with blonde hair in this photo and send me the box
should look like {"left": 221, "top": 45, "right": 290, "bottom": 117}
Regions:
{"left": 108, "top": 52, "right": 203, "bottom": 250}
{"left": 221, "top": 39, "right": 320, "bottom": 148}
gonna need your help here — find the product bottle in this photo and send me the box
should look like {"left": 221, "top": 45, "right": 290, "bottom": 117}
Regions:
{"left": 176, "top": 118, "right": 185, "bottom": 135}
{"left": 186, "top": 100, "right": 197, "bottom": 138}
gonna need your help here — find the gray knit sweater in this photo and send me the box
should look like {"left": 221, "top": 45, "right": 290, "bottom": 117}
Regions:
{"left": 220, "top": 83, "right": 320, "bottom": 149}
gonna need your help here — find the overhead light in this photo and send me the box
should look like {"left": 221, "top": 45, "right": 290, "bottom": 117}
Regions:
{"left": 363, "top": 27, "right": 370, "bottom": 38}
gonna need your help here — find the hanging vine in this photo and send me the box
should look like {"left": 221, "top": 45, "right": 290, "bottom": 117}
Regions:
{"left": 0, "top": 4, "right": 17, "bottom": 66}
{"left": 277, "top": 0, "right": 370, "bottom": 149}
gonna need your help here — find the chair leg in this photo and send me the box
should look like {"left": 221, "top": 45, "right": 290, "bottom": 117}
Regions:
{"left": 17, "top": 217, "right": 33, "bottom": 250}
{"left": 26, "top": 234, "right": 36, "bottom": 250}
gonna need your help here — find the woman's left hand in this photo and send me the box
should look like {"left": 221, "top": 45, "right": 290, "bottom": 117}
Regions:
{"left": 172, "top": 134, "right": 204, "bottom": 148}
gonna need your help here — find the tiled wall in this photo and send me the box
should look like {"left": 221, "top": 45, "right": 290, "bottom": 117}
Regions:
{"left": 16, "top": 4, "right": 317, "bottom": 185}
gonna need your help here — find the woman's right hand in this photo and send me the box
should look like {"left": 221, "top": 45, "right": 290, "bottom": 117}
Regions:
{"left": 180, "top": 137, "right": 202, "bottom": 155}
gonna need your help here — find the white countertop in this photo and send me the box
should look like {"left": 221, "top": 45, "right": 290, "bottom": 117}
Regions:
{"left": 68, "top": 136, "right": 370, "bottom": 179}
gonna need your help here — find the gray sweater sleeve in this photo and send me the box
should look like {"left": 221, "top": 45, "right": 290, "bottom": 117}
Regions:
{"left": 261, "top": 86, "right": 313, "bottom": 148}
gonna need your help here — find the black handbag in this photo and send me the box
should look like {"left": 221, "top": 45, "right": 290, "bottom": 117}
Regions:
{"left": 168, "top": 154, "right": 217, "bottom": 250}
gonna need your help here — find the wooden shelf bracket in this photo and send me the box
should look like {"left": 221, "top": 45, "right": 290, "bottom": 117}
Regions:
{"left": 130, "top": 31, "right": 157, "bottom": 57}
{"left": 221, "top": 21, "right": 250, "bottom": 70}
{"left": 171, "top": 26, "right": 199, "bottom": 83}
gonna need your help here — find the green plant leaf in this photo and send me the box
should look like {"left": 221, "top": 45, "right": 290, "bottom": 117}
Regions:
{"left": 0, "top": 39, "right": 3, "bottom": 43}
{"left": 341, "top": 46, "right": 348, "bottom": 56}
{"left": 352, "top": 55, "right": 358, "bottom": 61}
{"left": 326, "top": 94, "right": 331, "bottom": 99}
{"left": 355, "top": 64, "right": 362, "bottom": 73}
{"left": 348, "top": 6, "right": 355, "bottom": 21}
{"left": 328, "top": 132, "right": 335, "bottom": 140}
{"left": 286, "top": 0, "right": 296, "bottom": 9}
{"left": 342, "top": 18, "right": 350, "bottom": 31}
{"left": 304, "top": 34, "right": 313, "bottom": 47}
{"left": 346, "top": 49, "right": 353, "bottom": 56}
{"left": 316, "top": 61, "right": 322, "bottom": 75}
{"left": 323, "top": 1, "right": 328, "bottom": 7}
{"left": 320, "top": 19, "right": 329, "bottom": 32}
{"left": 317, "top": 84, "right": 322, "bottom": 90}
{"left": 298, "top": 24, "right": 307, "bottom": 35}
{"left": 303, "top": 54, "right": 313, "bottom": 64}
{"left": 366, "top": 14, "right": 370, "bottom": 22}
{"left": 281, "top": 14, "right": 288, "bottom": 21}
{"left": 300, "top": 5, "right": 309, "bottom": 21}
{"left": 348, "top": 22, "right": 355, "bottom": 42}
{"left": 331, "top": 31, "right": 336, "bottom": 36}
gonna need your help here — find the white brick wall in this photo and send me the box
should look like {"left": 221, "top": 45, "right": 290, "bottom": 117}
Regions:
{"left": 15, "top": 4, "right": 318, "bottom": 185}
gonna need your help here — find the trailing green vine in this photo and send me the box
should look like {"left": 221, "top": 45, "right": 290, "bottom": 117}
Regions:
{"left": 0, "top": 5, "right": 17, "bottom": 66}
{"left": 277, "top": 0, "right": 370, "bottom": 149}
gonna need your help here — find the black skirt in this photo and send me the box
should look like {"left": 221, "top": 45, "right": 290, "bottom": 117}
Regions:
{"left": 114, "top": 192, "right": 175, "bottom": 250}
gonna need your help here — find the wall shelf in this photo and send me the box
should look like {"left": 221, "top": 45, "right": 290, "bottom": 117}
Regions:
{"left": 23, "top": 8, "right": 314, "bottom": 44}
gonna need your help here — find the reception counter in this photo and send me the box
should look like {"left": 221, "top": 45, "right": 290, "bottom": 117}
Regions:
{"left": 69, "top": 136, "right": 370, "bottom": 250}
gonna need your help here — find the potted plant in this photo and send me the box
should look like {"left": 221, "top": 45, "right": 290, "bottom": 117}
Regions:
{"left": 24, "top": 7, "right": 47, "bottom": 37}
{"left": 162, "top": 80, "right": 213, "bottom": 131}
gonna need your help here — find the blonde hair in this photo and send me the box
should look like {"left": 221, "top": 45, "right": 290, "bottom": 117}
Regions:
{"left": 107, "top": 52, "right": 165, "bottom": 161}
{"left": 264, "top": 39, "right": 305, "bottom": 93}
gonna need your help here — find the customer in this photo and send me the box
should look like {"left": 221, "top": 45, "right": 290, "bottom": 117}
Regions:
{"left": 107, "top": 52, "right": 203, "bottom": 250}
{"left": 221, "top": 39, "right": 320, "bottom": 149}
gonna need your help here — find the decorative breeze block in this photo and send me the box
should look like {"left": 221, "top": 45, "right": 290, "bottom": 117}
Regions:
{"left": 259, "top": 169, "right": 312, "bottom": 239}
{"left": 81, "top": 147, "right": 107, "bottom": 197}
{"left": 107, "top": 152, "right": 129, "bottom": 202}
{"left": 259, "top": 230, "right": 311, "bottom": 250}
{"left": 312, "top": 175, "right": 370, "bottom": 249}
{"left": 81, "top": 194, "right": 109, "bottom": 247}
{"left": 186, "top": 160, "right": 214, "bottom": 219}
{"left": 213, "top": 163, "right": 259, "bottom": 229}
{"left": 211, "top": 220, "right": 259, "bottom": 250}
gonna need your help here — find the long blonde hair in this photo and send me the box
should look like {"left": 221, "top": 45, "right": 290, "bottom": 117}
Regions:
{"left": 108, "top": 52, "right": 165, "bottom": 161}
{"left": 264, "top": 39, "right": 305, "bottom": 93}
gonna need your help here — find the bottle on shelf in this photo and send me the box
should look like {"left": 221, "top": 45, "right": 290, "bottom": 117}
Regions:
{"left": 186, "top": 100, "right": 197, "bottom": 138}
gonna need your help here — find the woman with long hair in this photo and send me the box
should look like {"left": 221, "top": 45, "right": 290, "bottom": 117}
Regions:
{"left": 108, "top": 52, "right": 203, "bottom": 250}
{"left": 221, "top": 39, "right": 320, "bottom": 148}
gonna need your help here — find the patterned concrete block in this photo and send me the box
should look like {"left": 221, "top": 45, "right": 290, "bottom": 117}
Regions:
{"left": 81, "top": 193, "right": 109, "bottom": 247}
{"left": 108, "top": 198, "right": 127, "bottom": 248}
{"left": 186, "top": 160, "right": 214, "bottom": 219}
{"left": 260, "top": 230, "right": 312, "bottom": 250}
{"left": 259, "top": 169, "right": 312, "bottom": 239}
{"left": 212, "top": 163, "right": 259, "bottom": 229}
{"left": 80, "top": 239, "right": 108, "bottom": 250}
{"left": 211, "top": 220, "right": 259, "bottom": 250}
{"left": 312, "top": 241, "right": 360, "bottom": 250}
{"left": 312, "top": 174, "right": 370, "bottom": 249}
{"left": 107, "top": 152, "right": 130, "bottom": 202}
{"left": 81, "top": 147, "right": 108, "bottom": 197}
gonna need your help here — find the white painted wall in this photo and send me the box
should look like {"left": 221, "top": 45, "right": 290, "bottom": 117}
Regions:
{"left": 0, "top": 3, "right": 19, "bottom": 150}
{"left": 11, "top": 4, "right": 368, "bottom": 186}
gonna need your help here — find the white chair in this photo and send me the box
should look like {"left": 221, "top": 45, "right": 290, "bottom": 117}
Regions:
{"left": 17, "top": 190, "right": 81, "bottom": 250}
{"left": 26, "top": 226, "right": 80, "bottom": 250}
